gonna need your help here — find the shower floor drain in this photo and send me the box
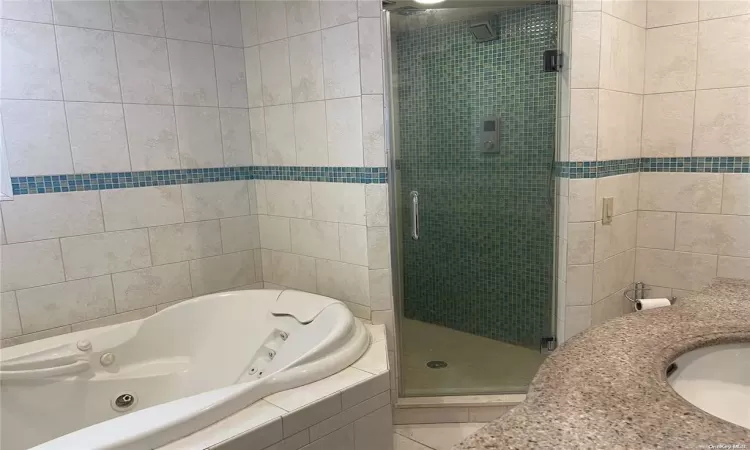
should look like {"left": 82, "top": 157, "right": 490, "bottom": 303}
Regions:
{"left": 426, "top": 360, "right": 448, "bottom": 369}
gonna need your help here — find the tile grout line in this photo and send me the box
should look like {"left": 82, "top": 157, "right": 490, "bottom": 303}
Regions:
{"left": 715, "top": 170, "right": 725, "bottom": 280}
{"left": 206, "top": 3, "right": 227, "bottom": 168}
{"left": 690, "top": 11, "right": 701, "bottom": 159}
{"left": 261, "top": 179, "right": 270, "bottom": 284}
{"left": 634, "top": 4, "right": 647, "bottom": 285}
{"left": 8, "top": 244, "right": 257, "bottom": 298}
{"left": 393, "top": 429, "right": 439, "bottom": 450}
{"left": 0, "top": 97, "right": 257, "bottom": 109}
{"left": 50, "top": 18, "right": 77, "bottom": 175}
{"left": 319, "top": 29, "right": 332, "bottom": 167}
{"left": 645, "top": 10, "right": 750, "bottom": 30}
{"left": 160, "top": 0, "right": 184, "bottom": 177}
{"left": 107, "top": 1, "right": 134, "bottom": 174}
{"left": 1, "top": 16, "right": 248, "bottom": 49}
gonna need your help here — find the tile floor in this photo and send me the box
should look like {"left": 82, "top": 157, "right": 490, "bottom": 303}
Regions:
{"left": 401, "top": 318, "right": 547, "bottom": 396}
{"left": 392, "top": 423, "right": 487, "bottom": 450}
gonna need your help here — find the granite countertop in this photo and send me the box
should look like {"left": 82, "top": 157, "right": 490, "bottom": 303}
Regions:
{"left": 456, "top": 278, "right": 750, "bottom": 449}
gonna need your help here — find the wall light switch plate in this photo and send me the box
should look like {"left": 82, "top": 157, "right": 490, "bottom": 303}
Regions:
{"left": 602, "top": 197, "right": 614, "bottom": 225}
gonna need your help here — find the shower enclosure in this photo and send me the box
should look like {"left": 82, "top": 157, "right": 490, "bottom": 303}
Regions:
{"left": 384, "top": 1, "right": 559, "bottom": 397}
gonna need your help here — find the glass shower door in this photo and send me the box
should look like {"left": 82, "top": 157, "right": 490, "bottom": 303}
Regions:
{"left": 387, "top": 3, "right": 558, "bottom": 396}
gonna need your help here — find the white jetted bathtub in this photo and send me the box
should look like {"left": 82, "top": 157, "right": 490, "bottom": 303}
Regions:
{"left": 668, "top": 342, "right": 750, "bottom": 430}
{"left": 0, "top": 289, "right": 370, "bottom": 450}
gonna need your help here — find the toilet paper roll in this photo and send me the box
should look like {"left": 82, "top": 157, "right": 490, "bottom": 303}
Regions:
{"left": 635, "top": 298, "right": 672, "bottom": 311}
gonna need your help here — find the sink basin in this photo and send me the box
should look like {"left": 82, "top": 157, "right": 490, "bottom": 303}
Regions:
{"left": 668, "top": 342, "right": 750, "bottom": 430}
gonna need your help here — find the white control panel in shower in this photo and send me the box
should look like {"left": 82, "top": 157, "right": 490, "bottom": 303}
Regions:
{"left": 480, "top": 116, "right": 501, "bottom": 153}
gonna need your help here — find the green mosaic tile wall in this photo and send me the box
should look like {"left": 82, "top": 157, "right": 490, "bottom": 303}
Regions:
{"left": 396, "top": 4, "right": 558, "bottom": 348}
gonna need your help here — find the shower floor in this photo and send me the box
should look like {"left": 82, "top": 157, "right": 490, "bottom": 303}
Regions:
{"left": 400, "top": 318, "right": 547, "bottom": 396}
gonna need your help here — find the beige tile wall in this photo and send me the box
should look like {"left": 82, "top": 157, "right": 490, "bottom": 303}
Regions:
{"left": 242, "top": 0, "right": 390, "bottom": 320}
{"left": 0, "top": 0, "right": 268, "bottom": 346}
{"left": 563, "top": 173, "right": 639, "bottom": 336}
{"left": 636, "top": 0, "right": 750, "bottom": 301}
{"left": 0, "top": 182, "right": 262, "bottom": 346}
{"left": 568, "top": 3, "right": 645, "bottom": 163}
{"left": 0, "top": 0, "right": 392, "bottom": 354}
{"left": 560, "top": 0, "right": 750, "bottom": 341}
{"left": 558, "top": 0, "right": 645, "bottom": 340}
{"left": 242, "top": 0, "right": 396, "bottom": 398}
{"left": 643, "top": 4, "right": 749, "bottom": 159}
{"left": 636, "top": 172, "right": 750, "bottom": 297}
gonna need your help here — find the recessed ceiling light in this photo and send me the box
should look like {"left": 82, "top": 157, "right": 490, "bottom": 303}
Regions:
{"left": 414, "top": 0, "right": 446, "bottom": 4}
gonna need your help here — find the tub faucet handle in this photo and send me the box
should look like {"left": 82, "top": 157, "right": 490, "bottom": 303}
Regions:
{"left": 77, "top": 340, "right": 92, "bottom": 352}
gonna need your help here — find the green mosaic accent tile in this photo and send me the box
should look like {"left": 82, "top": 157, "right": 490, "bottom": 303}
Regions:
{"left": 555, "top": 157, "right": 750, "bottom": 179}
{"left": 11, "top": 165, "right": 388, "bottom": 195}
{"left": 554, "top": 159, "right": 640, "bottom": 178}
{"left": 251, "top": 166, "right": 388, "bottom": 183}
{"left": 639, "top": 156, "right": 750, "bottom": 173}
{"left": 396, "top": 4, "right": 558, "bottom": 348}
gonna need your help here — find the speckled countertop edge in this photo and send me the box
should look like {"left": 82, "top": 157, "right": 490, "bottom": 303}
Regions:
{"left": 456, "top": 278, "right": 750, "bottom": 449}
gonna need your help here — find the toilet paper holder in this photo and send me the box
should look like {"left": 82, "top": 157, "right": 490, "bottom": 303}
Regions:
{"left": 625, "top": 282, "right": 676, "bottom": 305}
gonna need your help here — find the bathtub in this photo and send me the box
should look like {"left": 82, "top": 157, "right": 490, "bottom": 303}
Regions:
{"left": 0, "top": 289, "right": 370, "bottom": 450}
{"left": 668, "top": 342, "right": 750, "bottom": 430}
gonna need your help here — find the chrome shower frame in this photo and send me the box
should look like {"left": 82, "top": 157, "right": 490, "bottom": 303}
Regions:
{"left": 381, "top": 9, "right": 407, "bottom": 398}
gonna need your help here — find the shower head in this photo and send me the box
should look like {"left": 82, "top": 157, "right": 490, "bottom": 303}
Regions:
{"left": 468, "top": 21, "right": 497, "bottom": 42}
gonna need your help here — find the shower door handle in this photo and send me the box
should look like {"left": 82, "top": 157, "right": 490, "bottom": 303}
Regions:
{"left": 410, "top": 191, "right": 419, "bottom": 240}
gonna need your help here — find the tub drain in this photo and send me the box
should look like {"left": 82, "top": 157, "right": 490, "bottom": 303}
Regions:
{"left": 111, "top": 392, "right": 137, "bottom": 412}
{"left": 426, "top": 360, "right": 448, "bottom": 369}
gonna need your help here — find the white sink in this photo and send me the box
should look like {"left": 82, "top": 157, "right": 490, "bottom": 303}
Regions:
{"left": 668, "top": 342, "right": 750, "bottom": 430}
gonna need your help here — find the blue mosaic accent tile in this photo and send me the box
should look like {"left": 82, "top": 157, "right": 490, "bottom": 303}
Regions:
{"left": 11, "top": 166, "right": 388, "bottom": 195}
{"left": 396, "top": 4, "right": 558, "bottom": 348}
{"left": 640, "top": 156, "right": 750, "bottom": 174}
{"left": 555, "top": 159, "right": 639, "bottom": 178}
{"left": 555, "top": 157, "right": 750, "bottom": 179}
{"left": 252, "top": 166, "right": 388, "bottom": 183}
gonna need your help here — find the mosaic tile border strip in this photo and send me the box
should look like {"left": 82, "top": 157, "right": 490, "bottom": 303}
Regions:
{"left": 639, "top": 156, "right": 750, "bottom": 173}
{"left": 556, "top": 157, "right": 750, "bottom": 179}
{"left": 11, "top": 166, "right": 388, "bottom": 195}
{"left": 555, "top": 159, "right": 639, "bottom": 178}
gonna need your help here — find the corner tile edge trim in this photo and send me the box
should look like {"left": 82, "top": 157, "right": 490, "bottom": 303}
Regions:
{"left": 556, "top": 157, "right": 750, "bottom": 179}
{"left": 11, "top": 166, "right": 389, "bottom": 195}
